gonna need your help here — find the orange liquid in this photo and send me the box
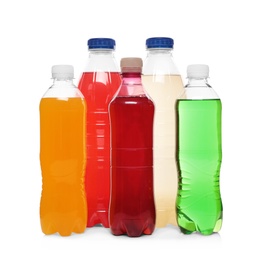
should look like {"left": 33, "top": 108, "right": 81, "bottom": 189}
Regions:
{"left": 39, "top": 97, "right": 87, "bottom": 236}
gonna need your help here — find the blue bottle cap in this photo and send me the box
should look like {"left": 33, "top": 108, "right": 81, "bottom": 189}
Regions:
{"left": 146, "top": 37, "right": 174, "bottom": 49}
{"left": 88, "top": 38, "right": 116, "bottom": 49}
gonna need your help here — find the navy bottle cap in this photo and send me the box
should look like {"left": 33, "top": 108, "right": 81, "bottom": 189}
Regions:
{"left": 88, "top": 38, "right": 116, "bottom": 49}
{"left": 146, "top": 37, "right": 174, "bottom": 49}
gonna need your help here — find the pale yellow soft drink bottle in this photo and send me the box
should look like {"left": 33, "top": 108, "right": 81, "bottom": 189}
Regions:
{"left": 142, "top": 37, "right": 184, "bottom": 227}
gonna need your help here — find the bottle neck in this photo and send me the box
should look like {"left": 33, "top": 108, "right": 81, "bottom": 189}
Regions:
{"left": 89, "top": 49, "right": 114, "bottom": 57}
{"left": 121, "top": 72, "right": 142, "bottom": 84}
{"left": 147, "top": 48, "right": 173, "bottom": 55}
{"left": 147, "top": 48, "right": 173, "bottom": 57}
{"left": 186, "top": 78, "right": 209, "bottom": 87}
{"left": 117, "top": 72, "right": 145, "bottom": 96}
{"left": 52, "top": 78, "right": 75, "bottom": 87}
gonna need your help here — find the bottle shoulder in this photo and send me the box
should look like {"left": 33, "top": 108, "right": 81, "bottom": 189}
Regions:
{"left": 179, "top": 84, "right": 220, "bottom": 100}
{"left": 83, "top": 54, "right": 120, "bottom": 72}
{"left": 142, "top": 55, "right": 180, "bottom": 75}
{"left": 42, "top": 85, "right": 85, "bottom": 99}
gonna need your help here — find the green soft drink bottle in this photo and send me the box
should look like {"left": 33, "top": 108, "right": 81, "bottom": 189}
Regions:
{"left": 176, "top": 64, "right": 223, "bottom": 235}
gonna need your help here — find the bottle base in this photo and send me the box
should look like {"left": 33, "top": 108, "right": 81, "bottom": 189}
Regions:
{"left": 177, "top": 213, "right": 222, "bottom": 236}
{"left": 110, "top": 219, "right": 155, "bottom": 237}
{"left": 41, "top": 218, "right": 86, "bottom": 236}
{"left": 87, "top": 210, "right": 109, "bottom": 228}
{"left": 155, "top": 209, "right": 177, "bottom": 228}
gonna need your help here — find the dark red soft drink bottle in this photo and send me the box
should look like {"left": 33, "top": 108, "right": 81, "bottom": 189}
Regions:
{"left": 109, "top": 57, "right": 156, "bottom": 237}
{"left": 78, "top": 38, "right": 122, "bottom": 227}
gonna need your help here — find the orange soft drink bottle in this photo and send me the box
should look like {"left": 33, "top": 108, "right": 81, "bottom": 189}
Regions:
{"left": 39, "top": 65, "right": 87, "bottom": 236}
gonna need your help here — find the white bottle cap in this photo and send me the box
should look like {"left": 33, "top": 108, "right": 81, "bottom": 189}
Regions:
{"left": 52, "top": 65, "right": 74, "bottom": 79}
{"left": 187, "top": 64, "right": 209, "bottom": 79}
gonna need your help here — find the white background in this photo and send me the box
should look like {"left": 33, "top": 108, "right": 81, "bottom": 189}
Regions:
{"left": 0, "top": 0, "right": 260, "bottom": 259}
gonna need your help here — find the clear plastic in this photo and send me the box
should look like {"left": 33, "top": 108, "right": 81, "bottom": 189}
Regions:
{"left": 142, "top": 37, "right": 184, "bottom": 228}
{"left": 39, "top": 66, "right": 87, "bottom": 236}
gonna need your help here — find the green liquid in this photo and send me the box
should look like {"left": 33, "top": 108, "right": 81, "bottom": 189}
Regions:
{"left": 176, "top": 99, "right": 223, "bottom": 235}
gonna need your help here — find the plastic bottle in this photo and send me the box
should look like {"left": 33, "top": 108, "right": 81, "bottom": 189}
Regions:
{"left": 142, "top": 37, "right": 184, "bottom": 227}
{"left": 78, "top": 38, "right": 122, "bottom": 228}
{"left": 39, "top": 65, "right": 87, "bottom": 236}
{"left": 176, "top": 64, "right": 223, "bottom": 235}
{"left": 109, "top": 57, "right": 155, "bottom": 237}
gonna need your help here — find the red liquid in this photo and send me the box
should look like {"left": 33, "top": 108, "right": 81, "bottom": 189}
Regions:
{"left": 78, "top": 72, "right": 121, "bottom": 227}
{"left": 109, "top": 96, "right": 156, "bottom": 237}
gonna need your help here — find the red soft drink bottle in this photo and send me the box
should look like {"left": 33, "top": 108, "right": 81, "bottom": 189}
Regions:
{"left": 78, "top": 38, "right": 121, "bottom": 227}
{"left": 109, "top": 57, "right": 156, "bottom": 237}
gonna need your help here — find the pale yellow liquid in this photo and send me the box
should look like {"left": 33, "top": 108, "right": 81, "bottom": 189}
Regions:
{"left": 142, "top": 75, "right": 184, "bottom": 227}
